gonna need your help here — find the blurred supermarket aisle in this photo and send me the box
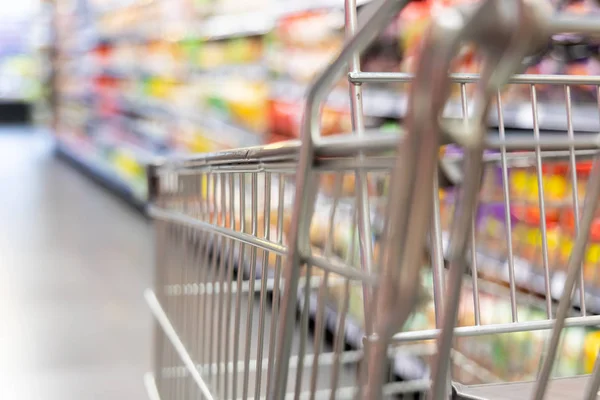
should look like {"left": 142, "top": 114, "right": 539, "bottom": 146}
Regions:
{"left": 0, "top": 126, "right": 153, "bottom": 400}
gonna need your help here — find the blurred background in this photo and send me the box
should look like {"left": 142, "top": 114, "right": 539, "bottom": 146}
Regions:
{"left": 4, "top": 0, "right": 600, "bottom": 399}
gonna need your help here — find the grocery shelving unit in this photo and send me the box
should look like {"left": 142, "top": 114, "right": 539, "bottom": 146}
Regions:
{"left": 51, "top": 0, "right": 600, "bottom": 392}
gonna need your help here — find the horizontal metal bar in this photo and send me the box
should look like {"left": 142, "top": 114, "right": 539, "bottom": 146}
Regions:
{"left": 164, "top": 275, "right": 327, "bottom": 298}
{"left": 149, "top": 206, "right": 287, "bottom": 256}
{"left": 349, "top": 71, "right": 600, "bottom": 85}
{"left": 175, "top": 162, "right": 297, "bottom": 175}
{"left": 145, "top": 289, "right": 215, "bottom": 400}
{"left": 318, "top": 148, "right": 600, "bottom": 172}
{"left": 392, "top": 315, "right": 600, "bottom": 343}
{"left": 313, "top": 130, "right": 401, "bottom": 157}
{"left": 315, "top": 156, "right": 396, "bottom": 171}
{"left": 164, "top": 280, "right": 271, "bottom": 296}
{"left": 479, "top": 149, "right": 600, "bottom": 164}
{"left": 348, "top": 71, "right": 600, "bottom": 85}
{"left": 307, "top": 253, "right": 377, "bottom": 284}
{"left": 238, "top": 379, "right": 431, "bottom": 400}
{"left": 162, "top": 140, "right": 301, "bottom": 169}
{"left": 156, "top": 130, "right": 600, "bottom": 175}
{"left": 159, "top": 130, "right": 398, "bottom": 171}
{"left": 199, "top": 350, "right": 364, "bottom": 376}
{"left": 550, "top": 15, "right": 600, "bottom": 37}
{"left": 486, "top": 135, "right": 600, "bottom": 150}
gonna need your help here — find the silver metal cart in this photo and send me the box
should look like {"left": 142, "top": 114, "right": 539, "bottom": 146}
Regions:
{"left": 144, "top": 0, "right": 600, "bottom": 398}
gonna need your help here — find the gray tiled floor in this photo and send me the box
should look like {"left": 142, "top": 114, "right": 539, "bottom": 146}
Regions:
{"left": 0, "top": 127, "right": 153, "bottom": 400}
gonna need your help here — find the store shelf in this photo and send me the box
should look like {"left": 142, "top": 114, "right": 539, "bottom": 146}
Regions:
{"left": 272, "top": 79, "right": 600, "bottom": 132}
{"left": 95, "top": 0, "right": 374, "bottom": 44}
{"left": 55, "top": 138, "right": 149, "bottom": 212}
{"left": 124, "top": 95, "right": 264, "bottom": 149}
{"left": 190, "top": 63, "right": 268, "bottom": 81}
{"left": 441, "top": 232, "right": 600, "bottom": 314}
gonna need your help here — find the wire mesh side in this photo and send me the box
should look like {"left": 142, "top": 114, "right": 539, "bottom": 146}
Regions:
{"left": 149, "top": 160, "right": 400, "bottom": 399}
{"left": 150, "top": 165, "right": 296, "bottom": 400}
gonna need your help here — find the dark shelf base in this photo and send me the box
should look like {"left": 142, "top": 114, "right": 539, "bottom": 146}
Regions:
{"left": 0, "top": 102, "right": 32, "bottom": 124}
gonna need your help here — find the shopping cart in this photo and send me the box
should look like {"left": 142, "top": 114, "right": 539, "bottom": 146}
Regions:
{"left": 144, "top": 0, "right": 600, "bottom": 399}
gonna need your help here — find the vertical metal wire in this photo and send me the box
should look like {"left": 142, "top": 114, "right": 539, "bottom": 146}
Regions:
{"left": 565, "top": 85, "right": 586, "bottom": 316}
{"left": 154, "top": 218, "right": 166, "bottom": 396}
{"left": 223, "top": 173, "right": 236, "bottom": 400}
{"left": 216, "top": 173, "right": 229, "bottom": 396}
{"left": 497, "top": 92, "right": 519, "bottom": 322}
{"left": 179, "top": 224, "right": 191, "bottom": 399}
{"left": 232, "top": 173, "right": 246, "bottom": 400}
{"left": 191, "top": 173, "right": 205, "bottom": 371}
{"left": 181, "top": 175, "right": 195, "bottom": 400}
{"left": 265, "top": 175, "right": 286, "bottom": 398}
{"left": 182, "top": 181, "right": 195, "bottom": 400}
{"left": 206, "top": 174, "right": 220, "bottom": 383}
{"left": 330, "top": 280, "right": 351, "bottom": 400}
{"left": 255, "top": 172, "right": 272, "bottom": 399}
{"left": 295, "top": 263, "right": 314, "bottom": 399}
{"left": 182, "top": 176, "right": 194, "bottom": 399}
{"left": 198, "top": 175, "right": 213, "bottom": 370}
{"left": 242, "top": 172, "right": 259, "bottom": 400}
{"left": 344, "top": 0, "right": 375, "bottom": 340}
{"left": 531, "top": 84, "right": 553, "bottom": 318}
{"left": 461, "top": 83, "right": 481, "bottom": 326}
{"left": 309, "top": 271, "right": 331, "bottom": 400}
{"left": 431, "top": 170, "right": 447, "bottom": 328}
{"left": 170, "top": 220, "right": 182, "bottom": 400}
{"left": 173, "top": 199, "right": 186, "bottom": 400}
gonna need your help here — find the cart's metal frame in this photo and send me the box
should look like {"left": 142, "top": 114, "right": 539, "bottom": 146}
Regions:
{"left": 146, "top": 0, "right": 600, "bottom": 399}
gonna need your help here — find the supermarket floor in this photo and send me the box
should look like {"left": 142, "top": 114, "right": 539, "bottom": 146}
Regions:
{"left": 0, "top": 126, "right": 153, "bottom": 400}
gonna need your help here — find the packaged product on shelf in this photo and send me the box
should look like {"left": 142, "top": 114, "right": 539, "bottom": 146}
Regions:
{"left": 199, "top": 78, "right": 269, "bottom": 133}
{"left": 192, "top": 0, "right": 270, "bottom": 16}
{"left": 508, "top": 162, "right": 568, "bottom": 217}
{"left": 267, "top": 96, "right": 353, "bottom": 140}
{"left": 174, "top": 123, "right": 228, "bottom": 154}
{"left": 267, "top": 98, "right": 301, "bottom": 138}
{"left": 319, "top": 171, "right": 381, "bottom": 199}
{"left": 560, "top": 209, "right": 600, "bottom": 286}
{"left": 143, "top": 40, "right": 183, "bottom": 79}
{"left": 267, "top": 9, "right": 344, "bottom": 83}
{"left": 190, "top": 38, "right": 262, "bottom": 71}
{"left": 224, "top": 37, "right": 264, "bottom": 66}
{"left": 144, "top": 76, "right": 180, "bottom": 101}
{"left": 585, "top": 331, "right": 600, "bottom": 373}
{"left": 474, "top": 203, "right": 513, "bottom": 261}
{"left": 510, "top": 204, "right": 562, "bottom": 274}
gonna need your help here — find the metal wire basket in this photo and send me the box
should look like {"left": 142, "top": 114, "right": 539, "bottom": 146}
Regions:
{"left": 145, "top": 0, "right": 600, "bottom": 399}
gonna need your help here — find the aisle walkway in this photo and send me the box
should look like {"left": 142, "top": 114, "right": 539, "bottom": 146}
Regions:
{"left": 0, "top": 127, "right": 153, "bottom": 400}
